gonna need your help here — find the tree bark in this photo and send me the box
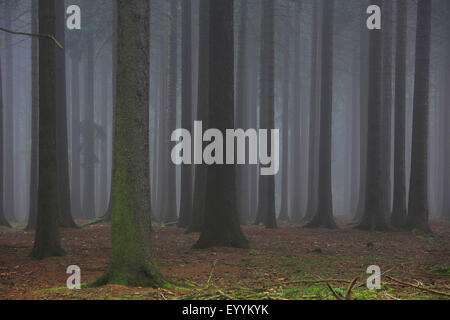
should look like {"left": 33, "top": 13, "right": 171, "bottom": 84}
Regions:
{"left": 187, "top": 0, "right": 209, "bottom": 233}
{"left": 391, "top": 0, "right": 408, "bottom": 228}
{"left": 278, "top": 1, "right": 291, "bottom": 221}
{"left": 304, "top": 0, "right": 337, "bottom": 229}
{"left": 163, "top": 0, "right": 179, "bottom": 224}
{"left": 193, "top": 0, "right": 248, "bottom": 248}
{"left": 55, "top": 0, "right": 77, "bottom": 228}
{"left": 93, "top": 0, "right": 166, "bottom": 287}
{"left": 26, "top": 0, "right": 39, "bottom": 230}
{"left": 29, "top": 0, "right": 66, "bottom": 259}
{"left": 178, "top": 0, "right": 194, "bottom": 228}
{"left": 407, "top": 0, "right": 432, "bottom": 233}
{"left": 255, "top": 0, "right": 277, "bottom": 229}
{"left": 304, "top": 0, "right": 321, "bottom": 221}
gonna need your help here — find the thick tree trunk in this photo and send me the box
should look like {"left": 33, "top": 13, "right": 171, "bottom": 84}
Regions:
{"left": 407, "top": 0, "right": 432, "bottom": 233}
{"left": 357, "top": 0, "right": 389, "bottom": 231}
{"left": 391, "top": 0, "right": 408, "bottom": 228}
{"left": 193, "top": 0, "right": 248, "bottom": 248}
{"left": 29, "top": 0, "right": 66, "bottom": 259}
{"left": 178, "top": 0, "right": 194, "bottom": 228}
{"left": 93, "top": 0, "right": 166, "bottom": 287}
{"left": 305, "top": 0, "right": 337, "bottom": 229}
{"left": 255, "top": 0, "right": 277, "bottom": 229}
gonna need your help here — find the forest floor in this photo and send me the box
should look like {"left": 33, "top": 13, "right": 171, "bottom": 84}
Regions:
{"left": 0, "top": 219, "right": 449, "bottom": 300}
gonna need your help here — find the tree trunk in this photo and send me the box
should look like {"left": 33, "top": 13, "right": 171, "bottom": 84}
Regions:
{"left": 356, "top": 0, "right": 389, "bottom": 231}
{"left": 304, "top": 0, "right": 321, "bottom": 221}
{"left": 290, "top": 0, "right": 303, "bottom": 222}
{"left": 188, "top": 0, "right": 209, "bottom": 233}
{"left": 407, "top": 0, "right": 432, "bottom": 233}
{"left": 0, "top": 50, "right": 10, "bottom": 227}
{"left": 70, "top": 50, "right": 82, "bottom": 220}
{"left": 255, "top": 0, "right": 277, "bottom": 229}
{"left": 163, "top": 0, "right": 179, "bottom": 224}
{"left": 82, "top": 36, "right": 97, "bottom": 219}
{"left": 93, "top": 0, "right": 166, "bottom": 287}
{"left": 380, "top": 0, "right": 393, "bottom": 220}
{"left": 391, "top": 0, "right": 408, "bottom": 228}
{"left": 178, "top": 0, "right": 194, "bottom": 228}
{"left": 26, "top": 0, "right": 39, "bottom": 230}
{"left": 354, "top": 0, "right": 369, "bottom": 221}
{"left": 278, "top": 1, "right": 291, "bottom": 221}
{"left": 55, "top": 0, "right": 77, "bottom": 228}
{"left": 3, "top": 1, "right": 15, "bottom": 222}
{"left": 304, "top": 0, "right": 337, "bottom": 229}
{"left": 29, "top": 0, "right": 66, "bottom": 259}
{"left": 193, "top": 0, "right": 248, "bottom": 248}
{"left": 236, "top": 0, "right": 249, "bottom": 224}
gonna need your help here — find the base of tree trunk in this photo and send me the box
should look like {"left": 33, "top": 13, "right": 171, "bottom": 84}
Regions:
{"left": 278, "top": 210, "right": 290, "bottom": 221}
{"left": 304, "top": 212, "right": 338, "bottom": 229}
{"left": 390, "top": 210, "right": 407, "bottom": 229}
{"left": 91, "top": 263, "right": 168, "bottom": 288}
{"left": 29, "top": 246, "right": 66, "bottom": 260}
{"left": 355, "top": 215, "right": 389, "bottom": 231}
{"left": 0, "top": 215, "right": 11, "bottom": 228}
{"left": 193, "top": 229, "right": 249, "bottom": 249}
{"left": 406, "top": 217, "right": 432, "bottom": 234}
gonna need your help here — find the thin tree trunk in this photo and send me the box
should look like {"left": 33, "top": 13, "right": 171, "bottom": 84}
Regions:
{"left": 26, "top": 0, "right": 39, "bottom": 230}
{"left": 304, "top": 0, "right": 321, "bottom": 221}
{"left": 3, "top": 1, "right": 15, "bottom": 222}
{"left": 163, "top": 0, "right": 179, "bottom": 224}
{"left": 55, "top": 0, "right": 76, "bottom": 228}
{"left": 290, "top": 0, "right": 303, "bottom": 222}
{"left": 407, "top": 0, "right": 432, "bottom": 233}
{"left": 255, "top": 0, "right": 277, "bottom": 229}
{"left": 278, "top": 1, "right": 291, "bottom": 221}
{"left": 391, "top": 0, "right": 408, "bottom": 228}
{"left": 82, "top": 35, "right": 96, "bottom": 219}
{"left": 187, "top": 0, "right": 210, "bottom": 233}
{"left": 178, "top": 0, "right": 194, "bottom": 228}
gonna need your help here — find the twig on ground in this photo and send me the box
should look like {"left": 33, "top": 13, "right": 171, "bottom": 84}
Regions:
{"left": 345, "top": 277, "right": 359, "bottom": 300}
{"left": 205, "top": 259, "right": 218, "bottom": 289}
{"left": 385, "top": 275, "right": 450, "bottom": 297}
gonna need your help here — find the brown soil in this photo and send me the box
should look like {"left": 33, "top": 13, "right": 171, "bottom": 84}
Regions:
{"left": 0, "top": 220, "right": 449, "bottom": 300}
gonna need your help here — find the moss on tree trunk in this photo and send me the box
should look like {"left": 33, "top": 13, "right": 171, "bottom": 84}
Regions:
{"left": 92, "top": 0, "right": 166, "bottom": 287}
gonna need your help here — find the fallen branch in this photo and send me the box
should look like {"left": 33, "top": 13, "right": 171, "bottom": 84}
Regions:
{"left": 326, "top": 283, "right": 343, "bottom": 300}
{"left": 345, "top": 277, "right": 359, "bottom": 300}
{"left": 0, "top": 27, "right": 63, "bottom": 49}
{"left": 386, "top": 275, "right": 450, "bottom": 297}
